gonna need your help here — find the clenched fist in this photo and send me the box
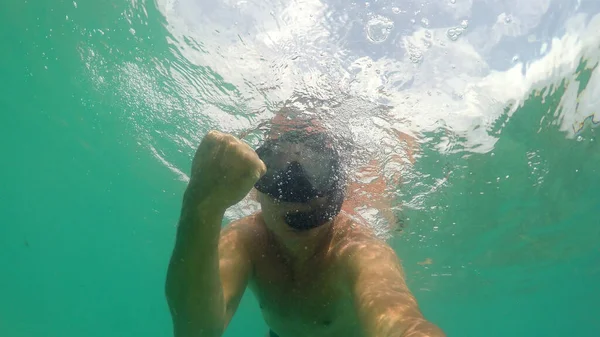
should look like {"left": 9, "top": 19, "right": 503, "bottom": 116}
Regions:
{"left": 187, "top": 130, "right": 267, "bottom": 210}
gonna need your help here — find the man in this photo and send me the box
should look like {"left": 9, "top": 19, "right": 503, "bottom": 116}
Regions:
{"left": 165, "top": 127, "right": 445, "bottom": 337}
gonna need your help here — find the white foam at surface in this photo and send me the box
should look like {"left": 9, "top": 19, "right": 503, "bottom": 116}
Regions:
{"left": 150, "top": 0, "right": 600, "bottom": 148}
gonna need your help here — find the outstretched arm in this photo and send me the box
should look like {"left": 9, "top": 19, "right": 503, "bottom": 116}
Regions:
{"left": 346, "top": 238, "right": 445, "bottom": 337}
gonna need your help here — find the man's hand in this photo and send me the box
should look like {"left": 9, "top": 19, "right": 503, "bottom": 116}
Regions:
{"left": 188, "top": 130, "right": 267, "bottom": 210}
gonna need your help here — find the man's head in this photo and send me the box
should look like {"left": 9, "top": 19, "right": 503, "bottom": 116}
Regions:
{"left": 254, "top": 129, "right": 346, "bottom": 232}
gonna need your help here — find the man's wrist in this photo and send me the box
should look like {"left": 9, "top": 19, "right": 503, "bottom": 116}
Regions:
{"left": 183, "top": 180, "right": 230, "bottom": 213}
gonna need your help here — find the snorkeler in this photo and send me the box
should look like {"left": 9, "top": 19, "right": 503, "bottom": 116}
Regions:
{"left": 165, "top": 125, "right": 445, "bottom": 337}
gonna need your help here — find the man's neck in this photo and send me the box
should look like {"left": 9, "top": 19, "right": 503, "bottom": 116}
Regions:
{"left": 271, "top": 219, "right": 335, "bottom": 268}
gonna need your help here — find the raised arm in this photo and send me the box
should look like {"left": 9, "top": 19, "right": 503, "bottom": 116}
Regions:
{"left": 165, "top": 131, "right": 266, "bottom": 337}
{"left": 346, "top": 238, "right": 445, "bottom": 337}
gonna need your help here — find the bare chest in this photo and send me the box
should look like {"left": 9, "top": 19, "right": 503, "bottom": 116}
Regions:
{"left": 249, "top": 255, "right": 361, "bottom": 337}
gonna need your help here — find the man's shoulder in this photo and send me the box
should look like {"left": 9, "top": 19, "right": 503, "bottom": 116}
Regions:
{"left": 328, "top": 213, "right": 402, "bottom": 287}
{"left": 225, "top": 212, "right": 263, "bottom": 228}
{"left": 223, "top": 212, "right": 266, "bottom": 235}
{"left": 330, "top": 213, "right": 392, "bottom": 260}
{"left": 221, "top": 212, "right": 268, "bottom": 253}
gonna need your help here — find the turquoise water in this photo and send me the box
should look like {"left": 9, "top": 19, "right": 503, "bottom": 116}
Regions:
{"left": 1, "top": 0, "right": 599, "bottom": 336}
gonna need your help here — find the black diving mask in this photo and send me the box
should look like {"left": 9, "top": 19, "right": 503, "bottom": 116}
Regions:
{"left": 254, "top": 131, "right": 345, "bottom": 231}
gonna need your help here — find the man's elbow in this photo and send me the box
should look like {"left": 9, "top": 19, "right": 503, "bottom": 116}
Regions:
{"left": 165, "top": 267, "right": 182, "bottom": 312}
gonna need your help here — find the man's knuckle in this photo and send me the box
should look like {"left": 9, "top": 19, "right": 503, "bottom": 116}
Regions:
{"left": 207, "top": 130, "right": 221, "bottom": 140}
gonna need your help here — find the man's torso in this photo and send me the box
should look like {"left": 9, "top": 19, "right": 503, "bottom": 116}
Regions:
{"left": 242, "top": 214, "right": 369, "bottom": 337}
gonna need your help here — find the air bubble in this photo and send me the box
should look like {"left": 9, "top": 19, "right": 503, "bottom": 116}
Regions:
{"left": 409, "top": 49, "right": 423, "bottom": 63}
{"left": 366, "top": 15, "right": 394, "bottom": 43}
{"left": 446, "top": 27, "right": 464, "bottom": 41}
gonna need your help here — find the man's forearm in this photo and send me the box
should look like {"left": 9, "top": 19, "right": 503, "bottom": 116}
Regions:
{"left": 166, "top": 190, "right": 227, "bottom": 337}
{"left": 397, "top": 319, "right": 446, "bottom": 337}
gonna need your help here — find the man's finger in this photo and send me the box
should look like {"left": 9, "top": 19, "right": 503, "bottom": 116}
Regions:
{"left": 258, "top": 159, "right": 267, "bottom": 177}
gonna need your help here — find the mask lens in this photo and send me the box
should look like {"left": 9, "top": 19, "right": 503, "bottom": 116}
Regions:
{"left": 257, "top": 141, "right": 335, "bottom": 193}
{"left": 254, "top": 131, "right": 344, "bottom": 221}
